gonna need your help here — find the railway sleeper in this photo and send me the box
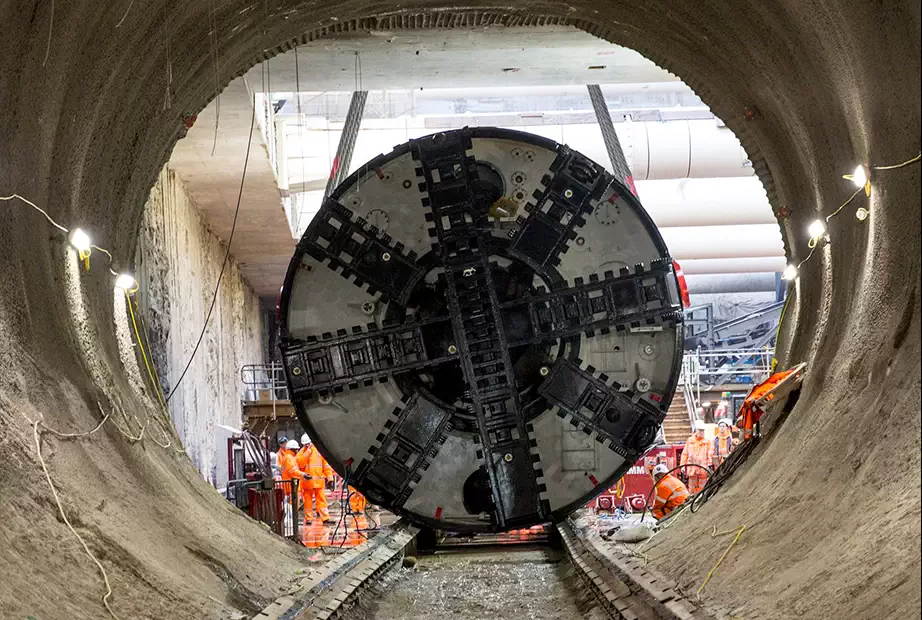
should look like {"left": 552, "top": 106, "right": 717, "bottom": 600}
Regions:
{"left": 558, "top": 521, "right": 715, "bottom": 620}
{"left": 255, "top": 523, "right": 418, "bottom": 620}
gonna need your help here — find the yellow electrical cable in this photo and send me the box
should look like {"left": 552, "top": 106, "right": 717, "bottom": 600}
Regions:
{"left": 125, "top": 290, "right": 185, "bottom": 453}
{"left": 872, "top": 152, "right": 921, "bottom": 170}
{"left": 125, "top": 289, "right": 170, "bottom": 419}
{"left": 825, "top": 186, "right": 863, "bottom": 222}
{"left": 41, "top": 413, "right": 110, "bottom": 439}
{"left": 771, "top": 292, "right": 793, "bottom": 372}
{"left": 696, "top": 524, "right": 746, "bottom": 599}
{"left": 796, "top": 243, "right": 818, "bottom": 269}
{"left": 789, "top": 151, "right": 920, "bottom": 276}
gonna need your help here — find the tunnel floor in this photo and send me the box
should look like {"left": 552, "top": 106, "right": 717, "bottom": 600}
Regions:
{"left": 345, "top": 546, "right": 610, "bottom": 620}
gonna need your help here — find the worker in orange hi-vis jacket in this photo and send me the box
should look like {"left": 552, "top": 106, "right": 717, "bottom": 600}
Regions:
{"left": 279, "top": 439, "right": 308, "bottom": 502}
{"left": 680, "top": 420, "right": 711, "bottom": 494}
{"left": 651, "top": 463, "right": 689, "bottom": 520}
{"left": 348, "top": 485, "right": 368, "bottom": 515}
{"left": 709, "top": 418, "right": 735, "bottom": 469}
{"left": 297, "top": 434, "right": 335, "bottom": 523}
{"left": 274, "top": 436, "right": 290, "bottom": 475}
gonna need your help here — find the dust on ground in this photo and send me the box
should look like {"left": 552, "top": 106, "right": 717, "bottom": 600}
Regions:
{"left": 345, "top": 547, "right": 610, "bottom": 620}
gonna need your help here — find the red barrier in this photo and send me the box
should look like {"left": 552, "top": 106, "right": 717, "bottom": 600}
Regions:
{"left": 591, "top": 445, "right": 685, "bottom": 512}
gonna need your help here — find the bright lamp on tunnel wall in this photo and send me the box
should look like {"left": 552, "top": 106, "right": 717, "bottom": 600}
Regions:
{"left": 69, "top": 228, "right": 91, "bottom": 253}
{"left": 114, "top": 273, "right": 138, "bottom": 292}
{"left": 807, "top": 219, "right": 826, "bottom": 240}
{"left": 69, "top": 227, "right": 93, "bottom": 269}
{"left": 855, "top": 207, "right": 870, "bottom": 221}
{"left": 844, "top": 164, "right": 871, "bottom": 196}
{"left": 781, "top": 264, "right": 798, "bottom": 280}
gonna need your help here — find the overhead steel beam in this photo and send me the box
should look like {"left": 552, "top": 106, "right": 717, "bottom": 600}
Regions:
{"left": 323, "top": 90, "right": 368, "bottom": 198}
{"left": 587, "top": 84, "right": 633, "bottom": 189}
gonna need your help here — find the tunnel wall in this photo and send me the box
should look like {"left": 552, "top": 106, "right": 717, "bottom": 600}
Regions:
{"left": 0, "top": 2, "right": 918, "bottom": 619}
{"left": 135, "top": 166, "right": 267, "bottom": 488}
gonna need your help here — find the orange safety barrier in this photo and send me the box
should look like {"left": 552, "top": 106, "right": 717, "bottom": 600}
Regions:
{"left": 300, "top": 514, "right": 368, "bottom": 548}
{"left": 301, "top": 521, "right": 327, "bottom": 548}
{"left": 738, "top": 368, "right": 797, "bottom": 439}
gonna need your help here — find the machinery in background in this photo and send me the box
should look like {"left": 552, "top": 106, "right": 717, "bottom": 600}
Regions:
{"left": 591, "top": 444, "right": 685, "bottom": 515}
{"left": 225, "top": 430, "right": 301, "bottom": 542}
{"left": 683, "top": 301, "right": 783, "bottom": 390}
{"left": 226, "top": 431, "right": 271, "bottom": 488}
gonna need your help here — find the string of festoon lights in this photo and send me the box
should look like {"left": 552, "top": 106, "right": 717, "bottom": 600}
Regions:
{"left": 779, "top": 152, "right": 921, "bottom": 281}
{"left": 2, "top": 193, "right": 140, "bottom": 292}
{"left": 2, "top": 193, "right": 180, "bottom": 435}
{"left": 3, "top": 192, "right": 170, "bottom": 620}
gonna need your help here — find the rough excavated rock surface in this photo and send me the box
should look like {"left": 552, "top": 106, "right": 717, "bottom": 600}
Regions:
{"left": 0, "top": 2, "right": 918, "bottom": 619}
{"left": 137, "top": 166, "right": 267, "bottom": 488}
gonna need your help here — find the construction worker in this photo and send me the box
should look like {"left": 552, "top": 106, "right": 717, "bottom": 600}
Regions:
{"left": 348, "top": 485, "right": 368, "bottom": 515}
{"left": 279, "top": 439, "right": 308, "bottom": 502}
{"left": 680, "top": 420, "right": 710, "bottom": 494}
{"left": 710, "top": 418, "right": 735, "bottom": 469}
{"left": 650, "top": 463, "right": 689, "bottom": 520}
{"left": 276, "top": 436, "right": 289, "bottom": 456}
{"left": 297, "top": 434, "right": 335, "bottom": 523}
{"left": 345, "top": 485, "right": 370, "bottom": 546}
{"left": 737, "top": 367, "right": 800, "bottom": 440}
{"left": 275, "top": 436, "right": 290, "bottom": 476}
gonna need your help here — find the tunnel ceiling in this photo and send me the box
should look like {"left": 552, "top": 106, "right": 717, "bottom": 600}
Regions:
{"left": 244, "top": 23, "right": 679, "bottom": 91}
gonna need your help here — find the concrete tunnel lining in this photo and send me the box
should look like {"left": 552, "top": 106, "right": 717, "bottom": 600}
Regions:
{"left": 0, "top": 3, "right": 919, "bottom": 619}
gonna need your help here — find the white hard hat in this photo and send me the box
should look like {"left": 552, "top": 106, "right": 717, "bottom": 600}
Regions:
{"left": 301, "top": 433, "right": 311, "bottom": 444}
{"left": 694, "top": 420, "right": 707, "bottom": 432}
{"left": 286, "top": 439, "right": 299, "bottom": 450}
{"left": 653, "top": 463, "right": 669, "bottom": 475}
{"left": 718, "top": 418, "right": 730, "bottom": 427}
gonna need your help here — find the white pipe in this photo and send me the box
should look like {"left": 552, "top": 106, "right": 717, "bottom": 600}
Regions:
{"left": 412, "top": 83, "right": 691, "bottom": 100}
{"left": 551, "top": 121, "right": 753, "bottom": 180}
{"left": 635, "top": 178, "right": 775, "bottom": 227}
{"left": 293, "top": 118, "right": 754, "bottom": 181}
{"left": 677, "top": 257, "right": 788, "bottom": 275}
{"left": 661, "top": 224, "right": 784, "bottom": 260}
{"left": 622, "top": 120, "right": 753, "bottom": 180}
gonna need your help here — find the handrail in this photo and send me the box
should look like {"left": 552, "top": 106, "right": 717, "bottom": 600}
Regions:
{"left": 682, "top": 347, "right": 774, "bottom": 391}
{"left": 682, "top": 380, "right": 698, "bottom": 430}
{"left": 680, "top": 354, "right": 700, "bottom": 429}
{"left": 240, "top": 362, "right": 289, "bottom": 401}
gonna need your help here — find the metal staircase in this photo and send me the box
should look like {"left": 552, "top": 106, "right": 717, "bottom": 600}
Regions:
{"left": 662, "top": 393, "right": 693, "bottom": 443}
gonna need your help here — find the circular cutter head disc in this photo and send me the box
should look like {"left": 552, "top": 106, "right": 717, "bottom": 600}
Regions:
{"left": 278, "top": 127, "right": 683, "bottom": 532}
